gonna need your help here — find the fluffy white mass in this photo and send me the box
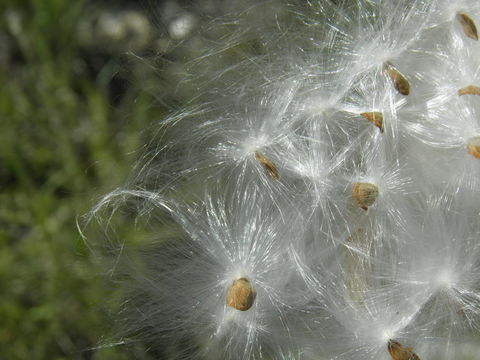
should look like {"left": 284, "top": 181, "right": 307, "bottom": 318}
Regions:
{"left": 89, "top": 0, "right": 480, "bottom": 359}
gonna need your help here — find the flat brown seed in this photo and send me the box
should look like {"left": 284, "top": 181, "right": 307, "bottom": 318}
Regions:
{"left": 458, "top": 85, "right": 480, "bottom": 96}
{"left": 226, "top": 278, "right": 256, "bottom": 311}
{"left": 384, "top": 62, "right": 410, "bottom": 96}
{"left": 255, "top": 152, "right": 280, "bottom": 180}
{"left": 467, "top": 136, "right": 480, "bottom": 159}
{"left": 388, "top": 340, "right": 420, "bottom": 360}
{"left": 360, "top": 111, "right": 384, "bottom": 133}
{"left": 457, "top": 13, "right": 479, "bottom": 40}
{"left": 352, "top": 182, "right": 378, "bottom": 211}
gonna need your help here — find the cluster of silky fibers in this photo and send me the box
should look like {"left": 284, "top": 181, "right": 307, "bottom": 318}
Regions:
{"left": 90, "top": 1, "right": 480, "bottom": 359}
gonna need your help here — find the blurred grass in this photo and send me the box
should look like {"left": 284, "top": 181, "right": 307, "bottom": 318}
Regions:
{"left": 0, "top": 0, "right": 165, "bottom": 358}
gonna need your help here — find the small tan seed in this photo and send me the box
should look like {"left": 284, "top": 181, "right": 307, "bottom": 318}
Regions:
{"left": 255, "top": 152, "right": 280, "bottom": 180}
{"left": 458, "top": 85, "right": 480, "bottom": 96}
{"left": 384, "top": 62, "right": 410, "bottom": 96}
{"left": 352, "top": 182, "right": 378, "bottom": 211}
{"left": 388, "top": 340, "right": 420, "bottom": 360}
{"left": 360, "top": 112, "right": 384, "bottom": 133}
{"left": 467, "top": 136, "right": 480, "bottom": 160}
{"left": 457, "top": 13, "right": 479, "bottom": 41}
{"left": 226, "top": 278, "right": 256, "bottom": 311}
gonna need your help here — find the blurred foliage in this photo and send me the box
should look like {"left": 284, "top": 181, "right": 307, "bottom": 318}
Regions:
{"left": 0, "top": 0, "right": 169, "bottom": 358}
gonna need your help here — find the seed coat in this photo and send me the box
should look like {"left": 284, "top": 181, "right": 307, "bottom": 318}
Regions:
{"left": 255, "top": 151, "right": 280, "bottom": 180}
{"left": 457, "top": 13, "right": 479, "bottom": 40}
{"left": 387, "top": 340, "right": 420, "bottom": 360}
{"left": 467, "top": 136, "right": 480, "bottom": 160}
{"left": 352, "top": 182, "right": 378, "bottom": 211}
{"left": 226, "top": 278, "right": 256, "bottom": 311}
{"left": 384, "top": 62, "right": 410, "bottom": 96}
{"left": 360, "top": 111, "right": 384, "bottom": 133}
{"left": 458, "top": 85, "right": 480, "bottom": 96}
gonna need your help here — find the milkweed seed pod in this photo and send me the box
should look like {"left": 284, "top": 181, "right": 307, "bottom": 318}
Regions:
{"left": 458, "top": 85, "right": 480, "bottom": 96}
{"left": 383, "top": 62, "right": 410, "bottom": 96}
{"left": 226, "top": 278, "right": 256, "bottom": 311}
{"left": 457, "top": 13, "right": 479, "bottom": 41}
{"left": 360, "top": 112, "right": 384, "bottom": 133}
{"left": 352, "top": 182, "right": 379, "bottom": 211}
{"left": 387, "top": 340, "right": 420, "bottom": 360}
{"left": 467, "top": 136, "right": 480, "bottom": 159}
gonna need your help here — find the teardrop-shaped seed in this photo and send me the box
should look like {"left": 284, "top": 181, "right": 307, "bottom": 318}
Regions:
{"left": 384, "top": 62, "right": 410, "bottom": 96}
{"left": 467, "top": 136, "right": 480, "bottom": 159}
{"left": 255, "top": 152, "right": 280, "bottom": 180}
{"left": 388, "top": 340, "right": 421, "bottom": 360}
{"left": 352, "top": 182, "right": 378, "bottom": 211}
{"left": 226, "top": 278, "right": 256, "bottom": 311}
{"left": 360, "top": 112, "right": 384, "bottom": 133}
{"left": 457, "top": 13, "right": 478, "bottom": 41}
{"left": 458, "top": 85, "right": 480, "bottom": 96}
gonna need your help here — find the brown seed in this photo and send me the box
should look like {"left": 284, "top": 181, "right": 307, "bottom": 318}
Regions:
{"left": 387, "top": 340, "right": 420, "bottom": 360}
{"left": 467, "top": 136, "right": 480, "bottom": 159}
{"left": 458, "top": 85, "right": 480, "bottom": 96}
{"left": 352, "top": 182, "right": 378, "bottom": 211}
{"left": 457, "top": 13, "right": 479, "bottom": 41}
{"left": 255, "top": 152, "right": 280, "bottom": 180}
{"left": 226, "top": 278, "right": 256, "bottom": 311}
{"left": 384, "top": 62, "right": 410, "bottom": 96}
{"left": 360, "top": 111, "right": 384, "bottom": 133}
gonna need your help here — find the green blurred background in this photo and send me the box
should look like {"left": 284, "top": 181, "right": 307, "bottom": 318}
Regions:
{"left": 0, "top": 0, "right": 214, "bottom": 358}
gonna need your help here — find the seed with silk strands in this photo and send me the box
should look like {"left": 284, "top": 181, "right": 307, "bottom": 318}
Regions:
{"left": 383, "top": 62, "right": 410, "bottom": 96}
{"left": 255, "top": 151, "right": 280, "bottom": 180}
{"left": 467, "top": 136, "right": 480, "bottom": 160}
{"left": 360, "top": 111, "right": 384, "bottom": 133}
{"left": 352, "top": 182, "right": 379, "bottom": 211}
{"left": 226, "top": 278, "right": 256, "bottom": 311}
{"left": 457, "top": 13, "right": 478, "bottom": 41}
{"left": 387, "top": 340, "right": 420, "bottom": 360}
{"left": 458, "top": 85, "right": 480, "bottom": 96}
